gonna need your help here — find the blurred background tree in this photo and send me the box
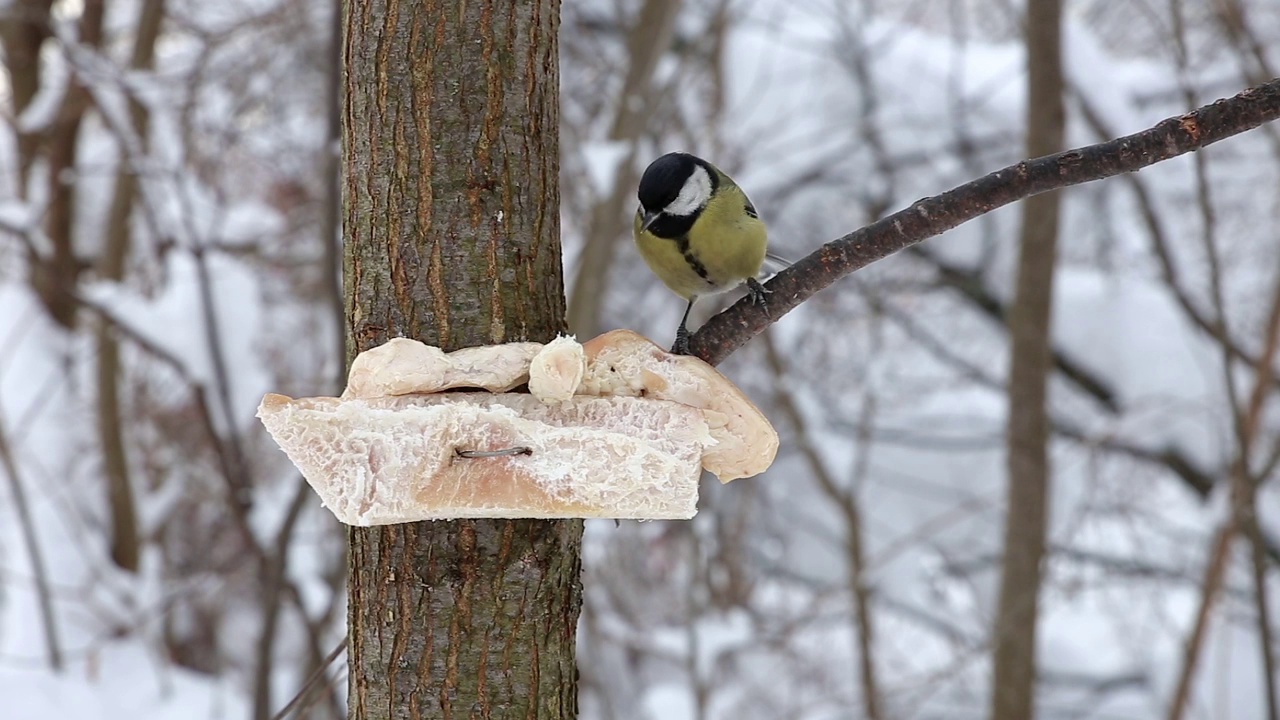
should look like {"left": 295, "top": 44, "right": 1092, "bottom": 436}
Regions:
{"left": 1, "top": 1, "right": 1279, "bottom": 719}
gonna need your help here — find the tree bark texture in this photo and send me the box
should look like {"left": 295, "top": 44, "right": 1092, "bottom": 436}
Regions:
{"left": 343, "top": 2, "right": 581, "bottom": 719}
{"left": 990, "top": 2, "right": 1064, "bottom": 719}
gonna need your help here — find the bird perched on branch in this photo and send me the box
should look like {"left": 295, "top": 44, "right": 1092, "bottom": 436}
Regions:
{"left": 633, "top": 151, "right": 774, "bottom": 355}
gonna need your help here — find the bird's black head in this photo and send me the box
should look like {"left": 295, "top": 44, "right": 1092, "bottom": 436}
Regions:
{"left": 637, "top": 152, "right": 718, "bottom": 215}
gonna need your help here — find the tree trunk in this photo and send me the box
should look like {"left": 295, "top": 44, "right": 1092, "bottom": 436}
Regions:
{"left": 96, "top": 0, "right": 166, "bottom": 575}
{"left": 0, "top": 0, "right": 54, "bottom": 188}
{"left": 989, "top": 1, "right": 1064, "bottom": 719}
{"left": 343, "top": 2, "right": 581, "bottom": 719}
{"left": 35, "top": 0, "right": 104, "bottom": 329}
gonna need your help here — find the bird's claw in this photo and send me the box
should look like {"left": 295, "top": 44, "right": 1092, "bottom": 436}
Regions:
{"left": 671, "top": 329, "right": 691, "bottom": 356}
{"left": 746, "top": 277, "right": 771, "bottom": 307}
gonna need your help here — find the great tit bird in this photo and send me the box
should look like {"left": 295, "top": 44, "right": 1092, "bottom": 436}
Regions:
{"left": 633, "top": 152, "right": 770, "bottom": 355}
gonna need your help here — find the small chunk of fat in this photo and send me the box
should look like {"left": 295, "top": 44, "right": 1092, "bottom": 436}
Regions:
{"left": 344, "top": 338, "right": 446, "bottom": 398}
{"left": 581, "top": 330, "right": 778, "bottom": 482}
{"left": 343, "top": 338, "right": 542, "bottom": 399}
{"left": 529, "top": 335, "right": 586, "bottom": 402}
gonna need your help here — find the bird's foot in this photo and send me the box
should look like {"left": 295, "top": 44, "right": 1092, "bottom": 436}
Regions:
{"left": 671, "top": 325, "right": 692, "bottom": 355}
{"left": 746, "top": 277, "right": 771, "bottom": 307}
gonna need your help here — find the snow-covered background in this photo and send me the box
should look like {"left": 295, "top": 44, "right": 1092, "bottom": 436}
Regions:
{"left": 2, "top": 0, "right": 1279, "bottom": 718}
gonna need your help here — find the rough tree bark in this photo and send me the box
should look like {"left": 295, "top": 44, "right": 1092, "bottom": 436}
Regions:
{"left": 343, "top": 2, "right": 581, "bottom": 718}
{"left": 990, "top": 1, "right": 1063, "bottom": 719}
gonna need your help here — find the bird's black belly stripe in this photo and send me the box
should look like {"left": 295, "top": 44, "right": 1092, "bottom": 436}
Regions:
{"left": 674, "top": 236, "right": 711, "bottom": 281}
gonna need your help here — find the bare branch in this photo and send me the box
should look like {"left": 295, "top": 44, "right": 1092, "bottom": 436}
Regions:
{"left": 1166, "top": 525, "right": 1234, "bottom": 720}
{"left": 761, "top": 332, "right": 883, "bottom": 719}
{"left": 253, "top": 478, "right": 322, "bottom": 720}
{"left": 690, "top": 77, "right": 1280, "bottom": 365}
{"left": 0, "top": 408, "right": 63, "bottom": 670}
{"left": 1248, "top": 505, "right": 1280, "bottom": 720}
{"left": 1073, "top": 92, "right": 1277, "bottom": 389}
{"left": 1167, "top": 251, "right": 1280, "bottom": 720}
{"left": 910, "top": 245, "right": 1120, "bottom": 412}
{"left": 269, "top": 636, "right": 346, "bottom": 720}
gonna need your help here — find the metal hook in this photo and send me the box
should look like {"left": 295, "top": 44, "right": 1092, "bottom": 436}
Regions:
{"left": 455, "top": 446, "right": 532, "bottom": 459}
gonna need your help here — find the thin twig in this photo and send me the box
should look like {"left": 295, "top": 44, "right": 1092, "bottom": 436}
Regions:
{"left": 1248, "top": 507, "right": 1280, "bottom": 720}
{"left": 869, "top": 290, "right": 1222, "bottom": 499}
{"left": 189, "top": 245, "right": 254, "bottom": 510}
{"left": 1166, "top": 526, "right": 1234, "bottom": 720}
{"left": 910, "top": 244, "right": 1120, "bottom": 412}
{"left": 761, "top": 331, "right": 883, "bottom": 719}
{"left": 252, "top": 477, "right": 315, "bottom": 720}
{"left": 71, "top": 289, "right": 339, "bottom": 712}
{"left": 1073, "top": 94, "right": 1271, "bottom": 387}
{"left": 1166, "top": 250, "right": 1280, "bottom": 720}
{"left": 269, "top": 636, "right": 346, "bottom": 720}
{"left": 0, "top": 408, "right": 63, "bottom": 670}
{"left": 1235, "top": 254, "right": 1280, "bottom": 720}
{"left": 689, "top": 78, "right": 1280, "bottom": 365}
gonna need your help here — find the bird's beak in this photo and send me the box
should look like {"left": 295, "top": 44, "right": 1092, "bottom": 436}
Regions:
{"left": 641, "top": 210, "right": 660, "bottom": 233}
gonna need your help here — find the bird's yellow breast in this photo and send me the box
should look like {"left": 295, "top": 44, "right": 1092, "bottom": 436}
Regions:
{"left": 633, "top": 184, "right": 768, "bottom": 300}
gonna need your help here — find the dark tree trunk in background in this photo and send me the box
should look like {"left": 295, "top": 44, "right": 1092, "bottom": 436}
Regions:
{"left": 565, "top": 0, "right": 681, "bottom": 337}
{"left": 342, "top": 1, "right": 581, "bottom": 718}
{"left": 0, "top": 0, "right": 53, "bottom": 187}
{"left": 97, "top": 0, "right": 166, "bottom": 576}
{"left": 990, "top": 1, "right": 1064, "bottom": 719}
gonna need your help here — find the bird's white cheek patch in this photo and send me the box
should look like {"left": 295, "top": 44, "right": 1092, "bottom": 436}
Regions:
{"left": 666, "top": 165, "right": 712, "bottom": 216}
